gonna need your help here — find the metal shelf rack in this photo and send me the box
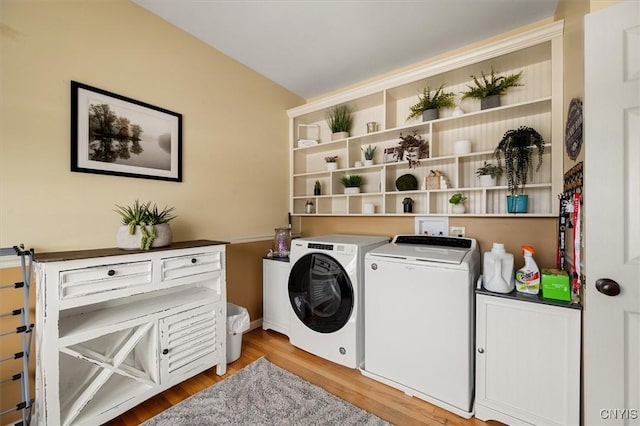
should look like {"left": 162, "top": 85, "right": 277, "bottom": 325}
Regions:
{"left": 1, "top": 245, "right": 34, "bottom": 426}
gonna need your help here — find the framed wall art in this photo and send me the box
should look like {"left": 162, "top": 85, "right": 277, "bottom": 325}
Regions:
{"left": 71, "top": 81, "right": 182, "bottom": 182}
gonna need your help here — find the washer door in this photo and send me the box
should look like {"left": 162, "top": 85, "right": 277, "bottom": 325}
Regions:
{"left": 288, "top": 252, "right": 354, "bottom": 334}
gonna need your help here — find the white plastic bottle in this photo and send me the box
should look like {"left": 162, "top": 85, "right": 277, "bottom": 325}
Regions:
{"left": 483, "top": 243, "right": 514, "bottom": 293}
{"left": 515, "top": 245, "right": 541, "bottom": 294}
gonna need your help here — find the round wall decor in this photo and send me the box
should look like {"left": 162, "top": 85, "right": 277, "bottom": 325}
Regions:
{"left": 565, "top": 98, "right": 583, "bottom": 160}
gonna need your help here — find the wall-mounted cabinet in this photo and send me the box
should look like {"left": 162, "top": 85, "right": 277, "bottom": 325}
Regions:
{"left": 288, "top": 22, "right": 563, "bottom": 217}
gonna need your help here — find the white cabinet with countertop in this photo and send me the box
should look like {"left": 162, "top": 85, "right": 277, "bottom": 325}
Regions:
{"left": 34, "top": 240, "right": 227, "bottom": 426}
{"left": 475, "top": 290, "right": 581, "bottom": 426}
{"left": 262, "top": 257, "right": 290, "bottom": 336}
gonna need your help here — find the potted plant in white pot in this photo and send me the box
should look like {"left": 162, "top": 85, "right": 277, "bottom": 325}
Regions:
{"left": 115, "top": 200, "right": 176, "bottom": 250}
{"left": 493, "top": 126, "right": 545, "bottom": 213}
{"left": 407, "top": 84, "right": 456, "bottom": 122}
{"left": 461, "top": 67, "right": 523, "bottom": 110}
{"left": 325, "top": 155, "right": 339, "bottom": 171}
{"left": 361, "top": 145, "right": 376, "bottom": 166}
{"left": 476, "top": 161, "right": 503, "bottom": 187}
{"left": 340, "top": 175, "right": 364, "bottom": 194}
{"left": 449, "top": 192, "right": 467, "bottom": 214}
{"left": 326, "top": 105, "right": 353, "bottom": 140}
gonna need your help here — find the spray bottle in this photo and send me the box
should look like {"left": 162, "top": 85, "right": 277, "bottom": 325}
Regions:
{"left": 515, "top": 245, "right": 540, "bottom": 294}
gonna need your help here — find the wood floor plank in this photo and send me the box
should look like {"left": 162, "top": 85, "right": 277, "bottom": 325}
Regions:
{"left": 105, "top": 328, "right": 502, "bottom": 426}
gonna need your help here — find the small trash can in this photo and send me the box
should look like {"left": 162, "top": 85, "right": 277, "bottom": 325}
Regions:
{"left": 226, "top": 303, "right": 250, "bottom": 363}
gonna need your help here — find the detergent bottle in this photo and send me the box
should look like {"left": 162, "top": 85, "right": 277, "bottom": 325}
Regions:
{"left": 483, "top": 243, "right": 514, "bottom": 293}
{"left": 515, "top": 245, "right": 540, "bottom": 294}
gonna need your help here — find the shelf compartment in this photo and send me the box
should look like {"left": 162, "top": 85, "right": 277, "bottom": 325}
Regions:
{"left": 58, "top": 287, "right": 219, "bottom": 347}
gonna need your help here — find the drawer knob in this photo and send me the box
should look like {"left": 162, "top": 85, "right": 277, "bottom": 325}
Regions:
{"left": 162, "top": 349, "right": 169, "bottom": 355}
{"left": 477, "top": 348, "right": 485, "bottom": 354}
{"left": 191, "top": 258, "right": 197, "bottom": 264}
{"left": 107, "top": 269, "right": 115, "bottom": 276}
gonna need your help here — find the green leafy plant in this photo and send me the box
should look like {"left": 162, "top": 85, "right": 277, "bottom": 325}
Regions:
{"left": 115, "top": 200, "right": 176, "bottom": 249}
{"left": 326, "top": 105, "right": 353, "bottom": 133}
{"left": 361, "top": 145, "right": 376, "bottom": 160}
{"left": 402, "top": 197, "right": 414, "bottom": 205}
{"left": 324, "top": 155, "right": 339, "bottom": 163}
{"left": 339, "top": 175, "right": 364, "bottom": 188}
{"left": 476, "top": 161, "right": 503, "bottom": 179}
{"left": 398, "top": 131, "right": 428, "bottom": 168}
{"left": 407, "top": 85, "right": 456, "bottom": 120}
{"left": 449, "top": 193, "right": 467, "bottom": 205}
{"left": 493, "top": 126, "right": 545, "bottom": 196}
{"left": 460, "top": 67, "right": 523, "bottom": 100}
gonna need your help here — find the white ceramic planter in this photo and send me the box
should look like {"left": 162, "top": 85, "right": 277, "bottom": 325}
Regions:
{"left": 364, "top": 159, "right": 374, "bottom": 167}
{"left": 451, "top": 204, "right": 466, "bottom": 214}
{"left": 344, "top": 187, "right": 361, "bottom": 194}
{"left": 326, "top": 162, "right": 338, "bottom": 171}
{"left": 363, "top": 203, "right": 375, "bottom": 214}
{"left": 454, "top": 140, "right": 472, "bottom": 155}
{"left": 116, "top": 223, "right": 172, "bottom": 250}
{"left": 479, "top": 175, "right": 497, "bottom": 187}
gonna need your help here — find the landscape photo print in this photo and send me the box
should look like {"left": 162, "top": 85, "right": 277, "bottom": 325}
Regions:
{"left": 71, "top": 81, "right": 182, "bottom": 181}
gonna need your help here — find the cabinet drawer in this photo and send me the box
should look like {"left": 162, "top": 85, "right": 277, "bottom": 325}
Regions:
{"left": 161, "top": 251, "right": 221, "bottom": 281}
{"left": 59, "top": 261, "right": 152, "bottom": 300}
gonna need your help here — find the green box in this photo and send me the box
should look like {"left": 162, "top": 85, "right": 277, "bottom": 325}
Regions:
{"left": 541, "top": 269, "right": 571, "bottom": 301}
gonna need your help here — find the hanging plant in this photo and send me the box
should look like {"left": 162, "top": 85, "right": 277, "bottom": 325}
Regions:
{"left": 493, "top": 126, "right": 545, "bottom": 196}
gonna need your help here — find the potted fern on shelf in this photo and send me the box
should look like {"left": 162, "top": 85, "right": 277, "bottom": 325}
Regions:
{"left": 326, "top": 105, "right": 353, "bottom": 140}
{"left": 407, "top": 84, "right": 456, "bottom": 122}
{"left": 115, "top": 200, "right": 176, "bottom": 250}
{"left": 493, "top": 126, "right": 545, "bottom": 213}
{"left": 340, "top": 175, "right": 364, "bottom": 194}
{"left": 461, "top": 67, "right": 523, "bottom": 110}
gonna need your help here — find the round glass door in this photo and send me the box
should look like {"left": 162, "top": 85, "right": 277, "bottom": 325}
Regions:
{"left": 288, "top": 252, "right": 353, "bottom": 333}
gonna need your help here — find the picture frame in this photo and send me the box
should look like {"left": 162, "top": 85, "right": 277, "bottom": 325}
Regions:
{"left": 71, "top": 81, "right": 182, "bottom": 182}
{"left": 383, "top": 147, "right": 400, "bottom": 163}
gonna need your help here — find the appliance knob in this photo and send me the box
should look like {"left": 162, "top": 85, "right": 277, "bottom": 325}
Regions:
{"left": 596, "top": 278, "right": 620, "bottom": 296}
{"left": 477, "top": 348, "right": 485, "bottom": 354}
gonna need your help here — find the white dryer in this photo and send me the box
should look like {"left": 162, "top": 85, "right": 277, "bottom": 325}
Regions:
{"left": 362, "top": 235, "right": 480, "bottom": 418}
{"left": 288, "top": 234, "right": 389, "bottom": 368}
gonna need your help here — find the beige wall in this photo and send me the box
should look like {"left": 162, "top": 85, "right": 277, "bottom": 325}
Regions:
{"left": 0, "top": 0, "right": 302, "bottom": 252}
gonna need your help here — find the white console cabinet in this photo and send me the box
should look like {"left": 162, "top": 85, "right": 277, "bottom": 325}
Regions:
{"left": 262, "top": 257, "right": 290, "bottom": 336}
{"left": 34, "top": 240, "right": 227, "bottom": 426}
{"left": 475, "top": 291, "right": 581, "bottom": 425}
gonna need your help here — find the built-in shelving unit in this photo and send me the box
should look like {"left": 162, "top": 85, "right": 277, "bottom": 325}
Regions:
{"left": 288, "top": 22, "right": 563, "bottom": 217}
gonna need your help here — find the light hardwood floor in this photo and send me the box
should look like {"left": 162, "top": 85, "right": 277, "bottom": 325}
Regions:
{"left": 105, "top": 328, "right": 500, "bottom": 426}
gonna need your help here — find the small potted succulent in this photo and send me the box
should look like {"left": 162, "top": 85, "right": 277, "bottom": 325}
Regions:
{"left": 326, "top": 105, "right": 353, "bottom": 140}
{"left": 340, "top": 175, "right": 364, "bottom": 194}
{"left": 325, "top": 155, "right": 339, "bottom": 171}
{"left": 115, "top": 200, "right": 176, "bottom": 250}
{"left": 476, "top": 161, "right": 503, "bottom": 187}
{"left": 449, "top": 192, "right": 467, "bottom": 214}
{"left": 493, "top": 126, "right": 545, "bottom": 213}
{"left": 402, "top": 197, "right": 414, "bottom": 213}
{"left": 398, "top": 131, "right": 428, "bottom": 168}
{"left": 361, "top": 145, "right": 376, "bottom": 166}
{"left": 460, "top": 67, "right": 523, "bottom": 110}
{"left": 407, "top": 84, "right": 456, "bottom": 122}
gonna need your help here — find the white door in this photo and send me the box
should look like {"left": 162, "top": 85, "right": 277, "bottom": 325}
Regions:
{"left": 584, "top": 1, "right": 640, "bottom": 424}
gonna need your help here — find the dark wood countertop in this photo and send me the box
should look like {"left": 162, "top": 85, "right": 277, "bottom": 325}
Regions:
{"left": 34, "top": 240, "right": 229, "bottom": 263}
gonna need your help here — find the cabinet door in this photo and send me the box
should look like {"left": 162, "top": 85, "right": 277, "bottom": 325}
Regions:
{"left": 262, "top": 259, "right": 291, "bottom": 336}
{"left": 475, "top": 294, "right": 580, "bottom": 426}
{"left": 159, "top": 303, "right": 219, "bottom": 384}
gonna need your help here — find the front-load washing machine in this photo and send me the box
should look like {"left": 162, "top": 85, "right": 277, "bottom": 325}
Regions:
{"left": 288, "top": 234, "right": 389, "bottom": 368}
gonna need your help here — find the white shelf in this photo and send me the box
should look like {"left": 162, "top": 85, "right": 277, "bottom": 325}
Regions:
{"left": 288, "top": 22, "right": 563, "bottom": 217}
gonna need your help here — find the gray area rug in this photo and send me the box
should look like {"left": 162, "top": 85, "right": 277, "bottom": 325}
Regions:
{"left": 142, "top": 357, "right": 391, "bottom": 425}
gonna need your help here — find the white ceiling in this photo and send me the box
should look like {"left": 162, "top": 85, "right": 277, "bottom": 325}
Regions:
{"left": 133, "top": 0, "right": 558, "bottom": 100}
